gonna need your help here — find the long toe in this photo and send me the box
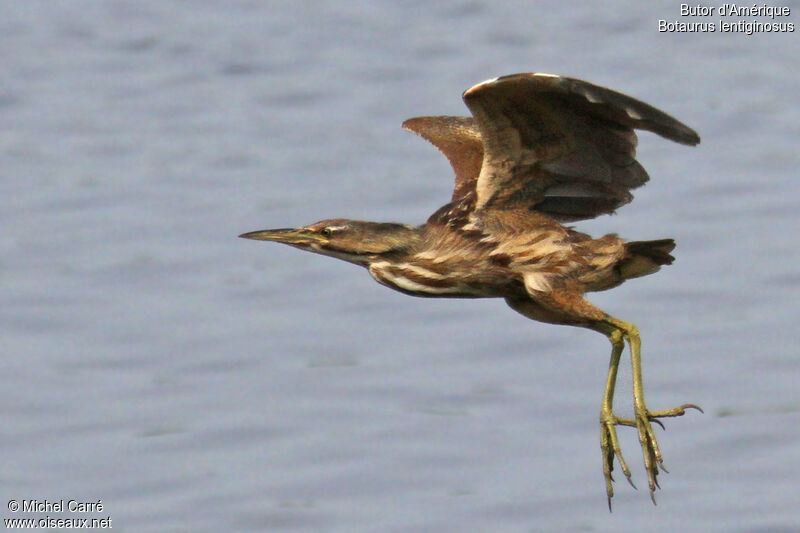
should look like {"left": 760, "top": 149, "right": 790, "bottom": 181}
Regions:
{"left": 647, "top": 403, "right": 704, "bottom": 419}
{"left": 600, "top": 412, "right": 636, "bottom": 509}
{"left": 634, "top": 409, "right": 666, "bottom": 503}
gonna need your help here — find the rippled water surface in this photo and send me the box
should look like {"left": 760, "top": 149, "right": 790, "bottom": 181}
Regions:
{"left": 2, "top": 1, "right": 799, "bottom": 531}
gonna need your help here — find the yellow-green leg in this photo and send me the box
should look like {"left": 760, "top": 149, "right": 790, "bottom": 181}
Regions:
{"left": 505, "top": 293, "right": 701, "bottom": 505}
{"left": 599, "top": 328, "right": 634, "bottom": 510}
{"left": 596, "top": 317, "right": 702, "bottom": 507}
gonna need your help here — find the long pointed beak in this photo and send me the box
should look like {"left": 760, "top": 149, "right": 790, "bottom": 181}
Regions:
{"left": 238, "top": 228, "right": 325, "bottom": 245}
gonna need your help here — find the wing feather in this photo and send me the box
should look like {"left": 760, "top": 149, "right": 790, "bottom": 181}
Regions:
{"left": 402, "top": 116, "right": 483, "bottom": 202}
{"left": 461, "top": 73, "right": 700, "bottom": 221}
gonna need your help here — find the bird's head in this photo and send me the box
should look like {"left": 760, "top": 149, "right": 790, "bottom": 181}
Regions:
{"left": 239, "top": 218, "right": 421, "bottom": 265}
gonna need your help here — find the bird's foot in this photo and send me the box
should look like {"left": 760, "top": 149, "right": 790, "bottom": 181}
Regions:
{"left": 631, "top": 403, "right": 703, "bottom": 504}
{"left": 600, "top": 409, "right": 635, "bottom": 509}
{"left": 601, "top": 403, "right": 702, "bottom": 508}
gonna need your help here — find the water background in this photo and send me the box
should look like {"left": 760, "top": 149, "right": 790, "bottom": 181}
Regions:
{"left": 2, "top": 1, "right": 799, "bottom": 531}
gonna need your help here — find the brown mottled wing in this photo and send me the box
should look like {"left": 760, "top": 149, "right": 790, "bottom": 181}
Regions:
{"left": 462, "top": 73, "right": 700, "bottom": 221}
{"left": 402, "top": 116, "right": 484, "bottom": 202}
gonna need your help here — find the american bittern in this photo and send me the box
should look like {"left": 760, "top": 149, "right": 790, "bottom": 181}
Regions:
{"left": 241, "top": 73, "right": 701, "bottom": 506}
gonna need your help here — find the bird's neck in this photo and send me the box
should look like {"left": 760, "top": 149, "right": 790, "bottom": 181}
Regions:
{"left": 359, "top": 223, "right": 423, "bottom": 263}
{"left": 318, "top": 222, "right": 423, "bottom": 268}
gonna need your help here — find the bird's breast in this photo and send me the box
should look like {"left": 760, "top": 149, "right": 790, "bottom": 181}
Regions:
{"left": 368, "top": 260, "right": 506, "bottom": 298}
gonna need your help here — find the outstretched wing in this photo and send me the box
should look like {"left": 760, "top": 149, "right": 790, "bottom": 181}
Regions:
{"left": 402, "top": 116, "right": 483, "bottom": 202}
{"left": 461, "top": 73, "right": 700, "bottom": 221}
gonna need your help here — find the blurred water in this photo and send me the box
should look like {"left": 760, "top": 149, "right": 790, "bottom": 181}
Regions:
{"left": 2, "top": 1, "right": 799, "bottom": 531}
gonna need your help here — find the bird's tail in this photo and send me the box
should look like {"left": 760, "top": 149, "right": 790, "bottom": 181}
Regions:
{"left": 619, "top": 239, "right": 676, "bottom": 280}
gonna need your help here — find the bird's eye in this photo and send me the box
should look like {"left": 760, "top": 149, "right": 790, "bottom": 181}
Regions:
{"left": 320, "top": 228, "right": 332, "bottom": 237}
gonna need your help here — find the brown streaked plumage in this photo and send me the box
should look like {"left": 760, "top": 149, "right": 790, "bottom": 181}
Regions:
{"left": 240, "top": 73, "right": 702, "bottom": 507}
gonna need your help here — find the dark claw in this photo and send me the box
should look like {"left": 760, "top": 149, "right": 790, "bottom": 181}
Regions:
{"left": 651, "top": 418, "right": 666, "bottom": 430}
{"left": 627, "top": 476, "right": 637, "bottom": 490}
{"left": 650, "top": 491, "right": 657, "bottom": 505}
{"left": 682, "top": 403, "right": 704, "bottom": 414}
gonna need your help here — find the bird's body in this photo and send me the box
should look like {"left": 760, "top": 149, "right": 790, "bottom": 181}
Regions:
{"left": 241, "top": 73, "right": 701, "bottom": 506}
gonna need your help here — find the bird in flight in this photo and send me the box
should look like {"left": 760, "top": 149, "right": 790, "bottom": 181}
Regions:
{"left": 241, "top": 73, "right": 702, "bottom": 507}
